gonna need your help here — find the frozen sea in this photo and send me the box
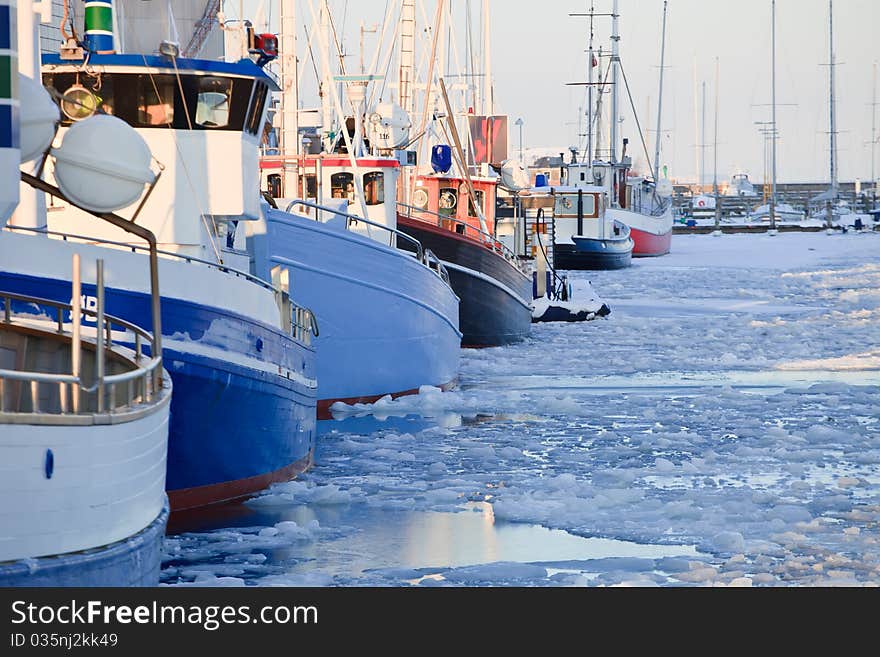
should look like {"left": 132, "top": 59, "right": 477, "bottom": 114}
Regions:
{"left": 162, "top": 231, "right": 880, "bottom": 587}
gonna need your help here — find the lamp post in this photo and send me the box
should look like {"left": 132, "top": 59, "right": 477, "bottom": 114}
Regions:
{"left": 515, "top": 117, "right": 524, "bottom": 163}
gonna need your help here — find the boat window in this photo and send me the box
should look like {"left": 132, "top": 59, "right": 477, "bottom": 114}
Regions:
{"left": 303, "top": 174, "right": 318, "bottom": 198}
{"left": 581, "top": 194, "right": 597, "bottom": 216}
{"left": 438, "top": 188, "right": 457, "bottom": 217}
{"left": 43, "top": 71, "right": 255, "bottom": 131}
{"left": 137, "top": 75, "right": 176, "bottom": 126}
{"left": 467, "top": 190, "right": 485, "bottom": 218}
{"left": 364, "top": 172, "right": 385, "bottom": 206}
{"left": 331, "top": 172, "right": 355, "bottom": 204}
{"left": 413, "top": 188, "right": 429, "bottom": 210}
{"left": 196, "top": 77, "right": 233, "bottom": 128}
{"left": 246, "top": 82, "right": 268, "bottom": 135}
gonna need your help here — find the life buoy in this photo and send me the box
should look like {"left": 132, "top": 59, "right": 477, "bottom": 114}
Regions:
{"left": 697, "top": 199, "right": 706, "bottom": 208}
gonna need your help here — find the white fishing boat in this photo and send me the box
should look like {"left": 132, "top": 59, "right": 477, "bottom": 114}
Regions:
{"left": 750, "top": 203, "right": 806, "bottom": 223}
{"left": 727, "top": 173, "right": 759, "bottom": 197}
{"left": 0, "top": 3, "right": 171, "bottom": 585}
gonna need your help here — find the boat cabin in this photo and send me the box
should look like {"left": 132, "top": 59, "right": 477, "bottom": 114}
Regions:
{"left": 40, "top": 54, "right": 276, "bottom": 271}
{"left": 261, "top": 155, "right": 401, "bottom": 243}
{"left": 408, "top": 175, "right": 498, "bottom": 241}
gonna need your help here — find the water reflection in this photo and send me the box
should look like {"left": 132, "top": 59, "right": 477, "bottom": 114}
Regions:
{"left": 164, "top": 500, "right": 701, "bottom": 584}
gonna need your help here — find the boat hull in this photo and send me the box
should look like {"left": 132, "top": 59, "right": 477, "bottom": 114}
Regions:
{"left": 0, "top": 501, "right": 168, "bottom": 587}
{"left": 607, "top": 207, "right": 673, "bottom": 257}
{"left": 0, "top": 234, "right": 317, "bottom": 511}
{"left": 631, "top": 226, "right": 672, "bottom": 257}
{"left": 397, "top": 217, "right": 532, "bottom": 347}
{"left": 250, "top": 209, "right": 461, "bottom": 417}
{"left": 556, "top": 237, "right": 634, "bottom": 271}
{"left": 0, "top": 501, "right": 169, "bottom": 587}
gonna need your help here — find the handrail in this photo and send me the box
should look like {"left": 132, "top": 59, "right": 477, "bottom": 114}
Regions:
{"left": 284, "top": 198, "right": 425, "bottom": 261}
{"left": 0, "top": 286, "right": 164, "bottom": 416}
{"left": 3, "top": 224, "right": 319, "bottom": 345}
{"left": 3, "top": 224, "right": 278, "bottom": 294}
{"left": 397, "top": 202, "right": 527, "bottom": 273}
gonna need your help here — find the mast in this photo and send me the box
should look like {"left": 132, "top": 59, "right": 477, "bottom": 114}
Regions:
{"left": 399, "top": 0, "right": 416, "bottom": 116}
{"left": 609, "top": 0, "right": 619, "bottom": 164}
{"left": 586, "top": 3, "right": 596, "bottom": 165}
{"left": 770, "top": 0, "right": 777, "bottom": 230}
{"left": 319, "top": 0, "right": 335, "bottom": 153}
{"left": 279, "top": 0, "right": 299, "bottom": 194}
{"left": 714, "top": 56, "right": 721, "bottom": 229}
{"left": 827, "top": 0, "right": 838, "bottom": 227}
{"left": 652, "top": 0, "right": 668, "bottom": 181}
{"left": 701, "top": 80, "right": 707, "bottom": 189}
{"left": 482, "top": 0, "right": 493, "bottom": 115}
{"left": 872, "top": 61, "right": 878, "bottom": 208}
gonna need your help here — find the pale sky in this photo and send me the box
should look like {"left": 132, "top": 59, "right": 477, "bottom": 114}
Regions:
{"left": 243, "top": 0, "right": 879, "bottom": 185}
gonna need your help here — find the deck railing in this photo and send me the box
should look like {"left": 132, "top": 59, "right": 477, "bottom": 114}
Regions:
{"left": 3, "top": 225, "right": 319, "bottom": 346}
{"left": 284, "top": 199, "right": 451, "bottom": 285}
{"left": 0, "top": 259, "right": 163, "bottom": 416}
{"left": 397, "top": 202, "right": 528, "bottom": 274}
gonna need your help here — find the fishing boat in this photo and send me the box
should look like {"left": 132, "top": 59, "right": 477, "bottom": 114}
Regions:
{"left": 256, "top": 0, "right": 460, "bottom": 417}
{"left": 727, "top": 173, "right": 759, "bottom": 197}
{"left": 750, "top": 202, "right": 806, "bottom": 223}
{"left": 2, "top": 2, "right": 319, "bottom": 511}
{"left": 1, "top": 15, "right": 170, "bottom": 585}
{"left": 392, "top": 0, "right": 532, "bottom": 347}
{"left": 397, "top": 171, "right": 533, "bottom": 347}
{"left": 544, "top": 0, "right": 671, "bottom": 269}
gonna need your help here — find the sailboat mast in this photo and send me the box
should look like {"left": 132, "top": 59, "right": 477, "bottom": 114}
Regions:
{"left": 652, "top": 0, "right": 668, "bottom": 181}
{"left": 714, "top": 56, "right": 721, "bottom": 229}
{"left": 872, "top": 61, "right": 878, "bottom": 206}
{"left": 701, "top": 81, "right": 707, "bottom": 189}
{"left": 609, "top": 0, "right": 619, "bottom": 164}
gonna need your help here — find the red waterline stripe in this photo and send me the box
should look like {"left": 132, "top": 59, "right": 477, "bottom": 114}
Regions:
{"left": 317, "top": 380, "right": 458, "bottom": 420}
{"left": 168, "top": 451, "right": 315, "bottom": 512}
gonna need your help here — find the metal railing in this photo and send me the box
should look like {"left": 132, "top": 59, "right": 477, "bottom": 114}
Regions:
{"left": 285, "top": 198, "right": 425, "bottom": 260}
{"left": 4, "top": 224, "right": 319, "bottom": 347}
{"left": 397, "top": 202, "right": 528, "bottom": 274}
{"left": 292, "top": 305, "right": 320, "bottom": 347}
{"left": 283, "top": 199, "right": 453, "bottom": 286}
{"left": 4, "top": 224, "right": 277, "bottom": 294}
{"left": 0, "top": 259, "right": 163, "bottom": 417}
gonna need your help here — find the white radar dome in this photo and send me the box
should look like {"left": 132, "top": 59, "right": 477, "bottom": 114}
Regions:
{"left": 498, "top": 159, "right": 529, "bottom": 191}
{"left": 367, "top": 102, "right": 412, "bottom": 150}
{"left": 52, "top": 114, "right": 155, "bottom": 213}
{"left": 20, "top": 74, "right": 60, "bottom": 163}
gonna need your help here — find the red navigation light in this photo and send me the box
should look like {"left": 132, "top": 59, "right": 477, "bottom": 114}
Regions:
{"left": 254, "top": 33, "right": 278, "bottom": 58}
